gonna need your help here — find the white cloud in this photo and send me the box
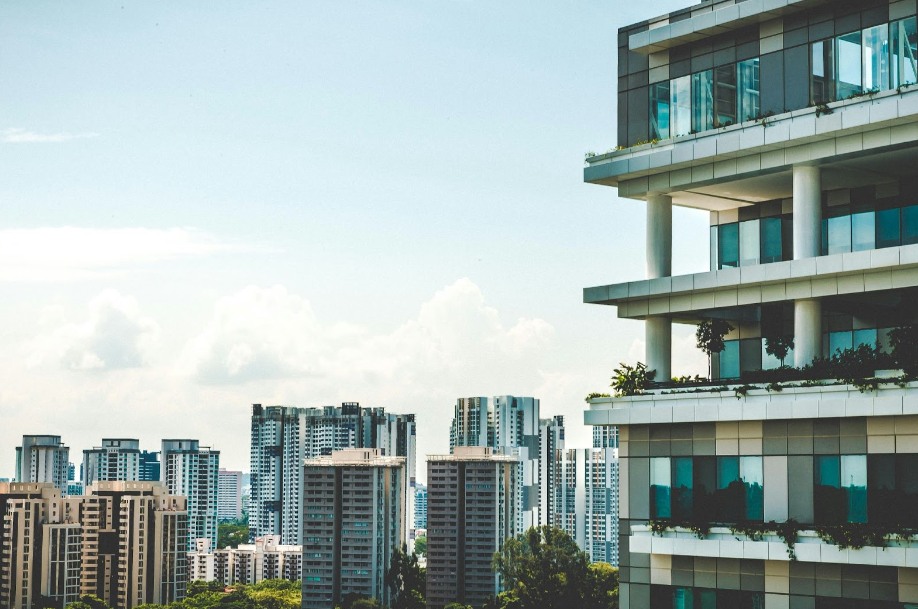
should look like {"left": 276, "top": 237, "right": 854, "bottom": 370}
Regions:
{"left": 0, "top": 227, "right": 239, "bottom": 282}
{"left": 1, "top": 128, "right": 99, "bottom": 143}
{"left": 27, "top": 289, "right": 159, "bottom": 371}
{"left": 178, "top": 278, "right": 555, "bottom": 388}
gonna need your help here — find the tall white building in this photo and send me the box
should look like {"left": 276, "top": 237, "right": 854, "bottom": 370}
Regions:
{"left": 189, "top": 536, "right": 302, "bottom": 585}
{"left": 15, "top": 435, "right": 69, "bottom": 493}
{"left": 414, "top": 483, "right": 428, "bottom": 530}
{"left": 218, "top": 469, "right": 244, "bottom": 522}
{"left": 160, "top": 439, "right": 220, "bottom": 551}
{"left": 82, "top": 438, "right": 141, "bottom": 486}
{"left": 249, "top": 403, "right": 416, "bottom": 545}
{"left": 301, "top": 449, "right": 407, "bottom": 609}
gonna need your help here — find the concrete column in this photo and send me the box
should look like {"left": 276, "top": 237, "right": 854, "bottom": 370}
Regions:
{"left": 794, "top": 298, "right": 822, "bottom": 367}
{"left": 792, "top": 164, "right": 821, "bottom": 260}
{"left": 646, "top": 317, "right": 672, "bottom": 382}
{"left": 645, "top": 194, "right": 672, "bottom": 381}
{"left": 646, "top": 194, "right": 673, "bottom": 279}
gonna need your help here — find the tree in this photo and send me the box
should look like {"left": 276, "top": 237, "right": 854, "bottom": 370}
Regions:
{"left": 696, "top": 319, "right": 734, "bottom": 378}
{"left": 890, "top": 325, "right": 918, "bottom": 375}
{"left": 187, "top": 580, "right": 226, "bottom": 596}
{"left": 218, "top": 521, "right": 249, "bottom": 549}
{"left": 610, "top": 362, "right": 654, "bottom": 397}
{"left": 492, "top": 526, "right": 589, "bottom": 609}
{"left": 386, "top": 546, "right": 425, "bottom": 609}
{"left": 584, "top": 562, "right": 619, "bottom": 609}
{"left": 65, "top": 596, "right": 112, "bottom": 609}
{"left": 413, "top": 535, "right": 427, "bottom": 556}
{"left": 444, "top": 604, "right": 474, "bottom": 609}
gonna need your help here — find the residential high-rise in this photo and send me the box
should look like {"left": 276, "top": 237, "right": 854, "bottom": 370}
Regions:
{"left": 249, "top": 403, "right": 416, "bottom": 544}
{"left": 414, "top": 483, "right": 428, "bottom": 530}
{"left": 188, "top": 536, "right": 302, "bottom": 586}
{"left": 450, "top": 397, "right": 492, "bottom": 448}
{"left": 554, "top": 447, "right": 620, "bottom": 566}
{"left": 218, "top": 468, "right": 244, "bottom": 522}
{"left": 82, "top": 438, "right": 141, "bottom": 486}
{"left": 15, "top": 435, "right": 69, "bottom": 492}
{"left": 139, "top": 450, "right": 160, "bottom": 481}
{"left": 584, "top": 0, "right": 918, "bottom": 606}
{"left": 300, "top": 449, "right": 407, "bottom": 609}
{"left": 160, "top": 439, "right": 220, "bottom": 551}
{"left": 426, "top": 447, "right": 517, "bottom": 609}
{"left": 539, "top": 414, "right": 566, "bottom": 527}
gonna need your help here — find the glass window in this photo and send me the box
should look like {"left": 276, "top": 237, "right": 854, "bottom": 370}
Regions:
{"left": 876, "top": 207, "right": 901, "bottom": 248}
{"left": 853, "top": 328, "right": 877, "bottom": 349}
{"left": 713, "top": 64, "right": 737, "bottom": 127}
{"left": 829, "top": 330, "right": 854, "bottom": 355}
{"left": 760, "top": 217, "right": 782, "bottom": 263}
{"left": 739, "top": 219, "right": 760, "bottom": 266}
{"left": 671, "top": 75, "right": 692, "bottom": 137}
{"left": 738, "top": 58, "right": 760, "bottom": 122}
{"left": 868, "top": 454, "right": 897, "bottom": 526}
{"left": 696, "top": 589, "right": 716, "bottom": 609}
{"left": 827, "top": 215, "right": 852, "bottom": 254}
{"left": 718, "top": 223, "right": 739, "bottom": 268}
{"left": 863, "top": 24, "right": 890, "bottom": 91}
{"left": 812, "top": 39, "right": 836, "bottom": 103}
{"left": 841, "top": 454, "right": 867, "bottom": 523}
{"left": 651, "top": 457, "right": 671, "bottom": 519}
{"left": 891, "top": 17, "right": 918, "bottom": 88}
{"left": 693, "top": 456, "right": 717, "bottom": 518}
{"left": 741, "top": 456, "right": 764, "bottom": 521}
{"left": 851, "top": 211, "right": 876, "bottom": 251}
{"left": 816, "top": 455, "right": 867, "bottom": 524}
{"left": 836, "top": 31, "right": 863, "bottom": 98}
{"left": 719, "top": 340, "right": 740, "bottom": 379}
{"left": 740, "top": 338, "right": 762, "bottom": 375}
{"left": 673, "top": 588, "right": 694, "bottom": 609}
{"left": 650, "top": 81, "right": 671, "bottom": 140}
{"left": 898, "top": 454, "right": 918, "bottom": 528}
{"left": 692, "top": 70, "right": 714, "bottom": 132}
{"left": 673, "top": 457, "right": 694, "bottom": 519}
{"left": 710, "top": 226, "right": 718, "bottom": 271}
{"left": 903, "top": 205, "right": 918, "bottom": 245}
{"left": 717, "top": 456, "right": 743, "bottom": 522}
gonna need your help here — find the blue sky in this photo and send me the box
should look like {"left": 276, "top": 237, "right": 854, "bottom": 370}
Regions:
{"left": 0, "top": 0, "right": 705, "bottom": 478}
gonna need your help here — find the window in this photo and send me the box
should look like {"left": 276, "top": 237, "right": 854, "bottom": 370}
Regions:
{"left": 739, "top": 219, "right": 760, "bottom": 266}
{"left": 718, "top": 223, "right": 739, "bottom": 268}
{"left": 903, "top": 205, "right": 918, "bottom": 245}
{"left": 814, "top": 455, "right": 867, "bottom": 524}
{"left": 862, "top": 24, "right": 891, "bottom": 92}
{"left": 738, "top": 58, "right": 760, "bottom": 121}
{"left": 718, "top": 340, "right": 740, "bottom": 379}
{"left": 826, "top": 215, "right": 852, "bottom": 255}
{"left": 671, "top": 76, "right": 692, "bottom": 137}
{"left": 851, "top": 211, "right": 876, "bottom": 251}
{"left": 651, "top": 457, "right": 672, "bottom": 519}
{"left": 760, "top": 217, "right": 783, "bottom": 263}
{"left": 869, "top": 454, "right": 918, "bottom": 527}
{"left": 692, "top": 70, "right": 714, "bottom": 132}
{"left": 650, "top": 456, "right": 763, "bottom": 523}
{"left": 713, "top": 64, "right": 737, "bottom": 126}
{"left": 812, "top": 39, "right": 835, "bottom": 104}
{"left": 650, "top": 81, "right": 671, "bottom": 140}
{"left": 876, "top": 207, "right": 901, "bottom": 248}
{"left": 892, "top": 17, "right": 918, "bottom": 88}
{"left": 836, "top": 31, "right": 863, "bottom": 98}
{"left": 651, "top": 586, "right": 765, "bottom": 609}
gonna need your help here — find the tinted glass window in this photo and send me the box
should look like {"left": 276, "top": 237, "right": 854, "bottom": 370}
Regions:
{"left": 863, "top": 24, "right": 890, "bottom": 91}
{"left": 738, "top": 58, "right": 760, "bottom": 121}
{"left": 891, "top": 17, "right": 918, "bottom": 87}
{"left": 851, "top": 211, "right": 876, "bottom": 251}
{"left": 903, "top": 205, "right": 918, "bottom": 244}
{"left": 876, "top": 207, "right": 901, "bottom": 248}
{"left": 692, "top": 70, "right": 714, "bottom": 132}
{"left": 719, "top": 340, "right": 740, "bottom": 379}
{"left": 713, "top": 64, "right": 737, "bottom": 126}
{"left": 651, "top": 457, "right": 671, "bottom": 519}
{"left": 719, "top": 223, "right": 739, "bottom": 268}
{"left": 836, "top": 31, "right": 863, "bottom": 98}
{"left": 827, "top": 215, "right": 852, "bottom": 254}
{"left": 671, "top": 76, "right": 692, "bottom": 137}
{"left": 760, "top": 217, "right": 782, "bottom": 263}
{"left": 650, "top": 81, "right": 671, "bottom": 140}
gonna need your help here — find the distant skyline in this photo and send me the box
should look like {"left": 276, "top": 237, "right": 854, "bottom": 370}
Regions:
{"left": 0, "top": 0, "right": 703, "bottom": 480}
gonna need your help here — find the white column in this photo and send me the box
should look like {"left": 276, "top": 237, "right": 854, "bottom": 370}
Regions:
{"left": 792, "top": 164, "right": 821, "bottom": 260}
{"left": 646, "top": 194, "right": 673, "bottom": 278}
{"left": 645, "top": 194, "right": 672, "bottom": 381}
{"left": 794, "top": 298, "right": 822, "bottom": 367}
{"left": 792, "top": 165, "right": 822, "bottom": 366}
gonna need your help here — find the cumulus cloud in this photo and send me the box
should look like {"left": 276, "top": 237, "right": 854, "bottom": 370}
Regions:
{"left": 28, "top": 290, "right": 159, "bottom": 371}
{"left": 1, "top": 128, "right": 99, "bottom": 143}
{"left": 0, "top": 227, "right": 241, "bottom": 282}
{"left": 179, "top": 278, "right": 555, "bottom": 387}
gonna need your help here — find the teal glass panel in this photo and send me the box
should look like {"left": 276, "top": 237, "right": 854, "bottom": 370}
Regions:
{"left": 740, "top": 219, "right": 760, "bottom": 266}
{"left": 673, "top": 457, "right": 694, "bottom": 519}
{"left": 815, "top": 455, "right": 843, "bottom": 524}
{"left": 719, "top": 223, "right": 739, "bottom": 268}
{"left": 714, "top": 64, "right": 737, "bottom": 126}
{"left": 717, "top": 456, "right": 742, "bottom": 522}
{"left": 760, "top": 217, "right": 782, "bottom": 263}
{"left": 899, "top": 454, "right": 918, "bottom": 527}
{"left": 876, "top": 207, "right": 901, "bottom": 248}
{"left": 812, "top": 39, "right": 835, "bottom": 103}
{"left": 695, "top": 589, "right": 716, "bottom": 609}
{"left": 740, "top": 338, "right": 763, "bottom": 375}
{"left": 863, "top": 23, "right": 890, "bottom": 91}
{"left": 693, "top": 457, "right": 717, "bottom": 518}
{"left": 891, "top": 17, "right": 918, "bottom": 87}
{"left": 868, "top": 454, "right": 896, "bottom": 526}
{"left": 853, "top": 328, "right": 877, "bottom": 349}
{"left": 692, "top": 70, "right": 714, "bottom": 132}
{"left": 741, "top": 456, "right": 764, "bottom": 521}
{"left": 841, "top": 455, "right": 867, "bottom": 523}
{"left": 829, "top": 331, "right": 853, "bottom": 355}
{"left": 719, "top": 340, "right": 740, "bottom": 379}
{"left": 738, "top": 58, "right": 760, "bottom": 121}
{"left": 851, "top": 211, "right": 875, "bottom": 251}
{"left": 903, "top": 205, "right": 918, "bottom": 245}
{"left": 651, "top": 457, "right": 671, "bottom": 518}
{"left": 673, "top": 588, "right": 694, "bottom": 609}
{"left": 671, "top": 75, "right": 692, "bottom": 137}
{"left": 827, "top": 215, "right": 852, "bottom": 254}
{"left": 836, "top": 31, "right": 863, "bottom": 98}
{"left": 650, "top": 81, "right": 671, "bottom": 140}
{"left": 821, "top": 218, "right": 829, "bottom": 256}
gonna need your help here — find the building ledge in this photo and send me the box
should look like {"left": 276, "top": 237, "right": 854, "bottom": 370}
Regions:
{"left": 584, "top": 381, "right": 918, "bottom": 427}
{"left": 629, "top": 0, "right": 827, "bottom": 54}
{"left": 630, "top": 525, "right": 918, "bottom": 566}
{"left": 584, "top": 244, "right": 918, "bottom": 320}
{"left": 585, "top": 88, "right": 918, "bottom": 207}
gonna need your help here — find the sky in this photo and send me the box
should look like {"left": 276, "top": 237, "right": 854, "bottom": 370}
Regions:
{"left": 0, "top": 0, "right": 706, "bottom": 481}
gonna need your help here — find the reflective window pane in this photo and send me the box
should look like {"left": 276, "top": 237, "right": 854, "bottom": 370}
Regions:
{"left": 740, "top": 338, "right": 763, "bottom": 375}
{"left": 836, "top": 31, "right": 863, "bottom": 98}
{"left": 891, "top": 17, "right": 918, "bottom": 88}
{"left": 876, "top": 207, "right": 901, "bottom": 248}
{"left": 815, "top": 455, "right": 843, "bottom": 524}
{"left": 851, "top": 211, "right": 876, "bottom": 251}
{"left": 650, "top": 81, "right": 671, "bottom": 140}
{"left": 673, "top": 457, "right": 694, "bottom": 519}
{"left": 812, "top": 39, "right": 835, "bottom": 103}
{"left": 827, "top": 215, "right": 852, "bottom": 254}
{"left": 738, "top": 58, "right": 760, "bottom": 121}
{"left": 841, "top": 455, "right": 867, "bottom": 523}
{"left": 717, "top": 456, "right": 742, "bottom": 522}
{"left": 671, "top": 76, "right": 692, "bottom": 137}
{"left": 714, "top": 64, "right": 737, "bottom": 126}
{"left": 673, "top": 588, "right": 694, "bottom": 609}
{"left": 829, "top": 330, "right": 854, "bottom": 355}
{"left": 903, "top": 205, "right": 918, "bottom": 245}
{"left": 760, "top": 217, "right": 782, "bottom": 263}
{"left": 853, "top": 328, "right": 877, "bottom": 349}
{"left": 710, "top": 226, "right": 718, "bottom": 271}
{"left": 740, "top": 456, "right": 764, "bottom": 521}
{"left": 651, "top": 457, "right": 671, "bottom": 518}
{"left": 719, "top": 223, "right": 739, "bottom": 268}
{"left": 863, "top": 24, "right": 890, "bottom": 91}
{"left": 692, "top": 70, "right": 714, "bottom": 132}
{"left": 719, "top": 340, "right": 740, "bottom": 379}
{"left": 740, "top": 219, "right": 760, "bottom": 266}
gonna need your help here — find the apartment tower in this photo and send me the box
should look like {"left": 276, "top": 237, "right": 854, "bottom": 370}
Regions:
{"left": 15, "top": 435, "right": 69, "bottom": 493}
{"left": 584, "top": 0, "right": 918, "bottom": 606}
{"left": 160, "top": 439, "right": 220, "bottom": 551}
{"left": 82, "top": 438, "right": 141, "bottom": 486}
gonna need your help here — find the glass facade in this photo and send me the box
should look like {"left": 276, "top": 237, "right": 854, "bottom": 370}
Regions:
{"left": 649, "top": 456, "right": 763, "bottom": 523}
{"left": 822, "top": 204, "right": 918, "bottom": 255}
{"left": 651, "top": 586, "right": 765, "bottom": 609}
{"left": 713, "top": 216, "right": 790, "bottom": 270}
{"left": 868, "top": 454, "right": 918, "bottom": 528}
{"left": 814, "top": 455, "right": 867, "bottom": 524}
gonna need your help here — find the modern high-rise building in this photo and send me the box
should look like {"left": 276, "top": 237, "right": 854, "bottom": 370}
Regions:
{"left": 139, "top": 450, "right": 160, "bottom": 481}
{"left": 160, "top": 439, "right": 220, "bottom": 551}
{"left": 218, "top": 468, "right": 244, "bottom": 522}
{"left": 450, "top": 397, "right": 492, "bottom": 448}
{"left": 14, "top": 435, "right": 69, "bottom": 492}
{"left": 249, "top": 403, "right": 416, "bottom": 545}
{"left": 539, "top": 414, "right": 566, "bottom": 527}
{"left": 300, "top": 448, "right": 407, "bottom": 609}
{"left": 82, "top": 438, "right": 141, "bottom": 486}
{"left": 414, "top": 483, "right": 428, "bottom": 530}
{"left": 426, "top": 447, "right": 518, "bottom": 609}
{"left": 554, "top": 447, "right": 620, "bottom": 566}
{"left": 584, "top": 0, "right": 918, "bottom": 607}
{"left": 0, "top": 481, "right": 187, "bottom": 609}
{"left": 188, "top": 536, "right": 302, "bottom": 586}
